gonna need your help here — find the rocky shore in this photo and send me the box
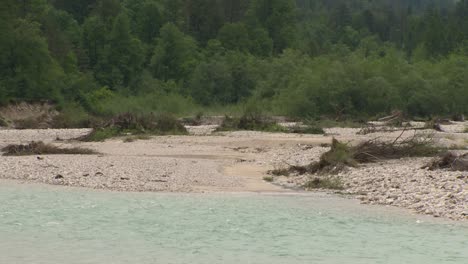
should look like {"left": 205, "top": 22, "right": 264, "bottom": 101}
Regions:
{"left": 0, "top": 122, "right": 467, "bottom": 220}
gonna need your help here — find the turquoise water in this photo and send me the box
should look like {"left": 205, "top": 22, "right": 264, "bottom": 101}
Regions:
{"left": 0, "top": 182, "right": 467, "bottom": 264}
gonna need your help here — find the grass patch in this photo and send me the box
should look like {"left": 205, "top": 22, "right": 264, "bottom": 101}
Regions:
{"left": 2, "top": 141, "right": 98, "bottom": 156}
{"left": 80, "top": 113, "right": 188, "bottom": 142}
{"left": 303, "top": 177, "right": 344, "bottom": 190}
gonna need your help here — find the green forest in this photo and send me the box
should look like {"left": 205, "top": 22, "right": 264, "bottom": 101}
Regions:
{"left": 1, "top": 0, "right": 467, "bottom": 121}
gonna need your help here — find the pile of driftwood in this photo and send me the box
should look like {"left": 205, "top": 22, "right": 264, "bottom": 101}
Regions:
{"left": 273, "top": 131, "right": 441, "bottom": 176}
{"left": 359, "top": 111, "right": 465, "bottom": 135}
{"left": 424, "top": 152, "right": 468, "bottom": 172}
{"left": 358, "top": 111, "right": 408, "bottom": 135}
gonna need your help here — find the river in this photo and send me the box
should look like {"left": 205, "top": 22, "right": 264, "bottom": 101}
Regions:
{"left": 0, "top": 181, "right": 467, "bottom": 263}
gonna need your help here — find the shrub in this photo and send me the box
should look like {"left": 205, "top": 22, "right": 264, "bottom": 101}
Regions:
{"left": 2, "top": 141, "right": 98, "bottom": 156}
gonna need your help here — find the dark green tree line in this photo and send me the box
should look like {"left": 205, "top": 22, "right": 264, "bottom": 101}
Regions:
{"left": 0, "top": 0, "right": 466, "bottom": 119}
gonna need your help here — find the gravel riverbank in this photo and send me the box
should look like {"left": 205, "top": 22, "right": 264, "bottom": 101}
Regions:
{"left": 0, "top": 122, "right": 467, "bottom": 220}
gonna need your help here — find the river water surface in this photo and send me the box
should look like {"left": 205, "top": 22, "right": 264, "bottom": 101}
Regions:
{"left": 0, "top": 182, "right": 467, "bottom": 264}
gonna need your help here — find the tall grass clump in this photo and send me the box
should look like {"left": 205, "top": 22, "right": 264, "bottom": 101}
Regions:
{"left": 2, "top": 141, "right": 98, "bottom": 156}
{"left": 80, "top": 112, "right": 188, "bottom": 141}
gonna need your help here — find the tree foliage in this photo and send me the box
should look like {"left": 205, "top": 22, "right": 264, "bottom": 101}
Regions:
{"left": 0, "top": 0, "right": 466, "bottom": 118}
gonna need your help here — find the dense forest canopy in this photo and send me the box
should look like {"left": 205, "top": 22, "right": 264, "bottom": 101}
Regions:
{"left": 0, "top": 0, "right": 467, "bottom": 119}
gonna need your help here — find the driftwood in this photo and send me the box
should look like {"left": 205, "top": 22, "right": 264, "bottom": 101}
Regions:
{"left": 378, "top": 111, "right": 403, "bottom": 122}
{"left": 353, "top": 128, "right": 438, "bottom": 163}
{"left": 273, "top": 130, "right": 440, "bottom": 176}
{"left": 424, "top": 152, "right": 468, "bottom": 171}
{"left": 452, "top": 114, "right": 465, "bottom": 122}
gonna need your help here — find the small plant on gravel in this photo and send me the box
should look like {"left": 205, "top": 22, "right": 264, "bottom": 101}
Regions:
{"left": 79, "top": 113, "right": 188, "bottom": 141}
{"left": 2, "top": 141, "right": 98, "bottom": 156}
{"left": 263, "top": 176, "right": 274, "bottom": 182}
{"left": 303, "top": 177, "right": 344, "bottom": 190}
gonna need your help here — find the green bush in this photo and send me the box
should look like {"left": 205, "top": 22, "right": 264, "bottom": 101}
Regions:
{"left": 263, "top": 176, "right": 274, "bottom": 182}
